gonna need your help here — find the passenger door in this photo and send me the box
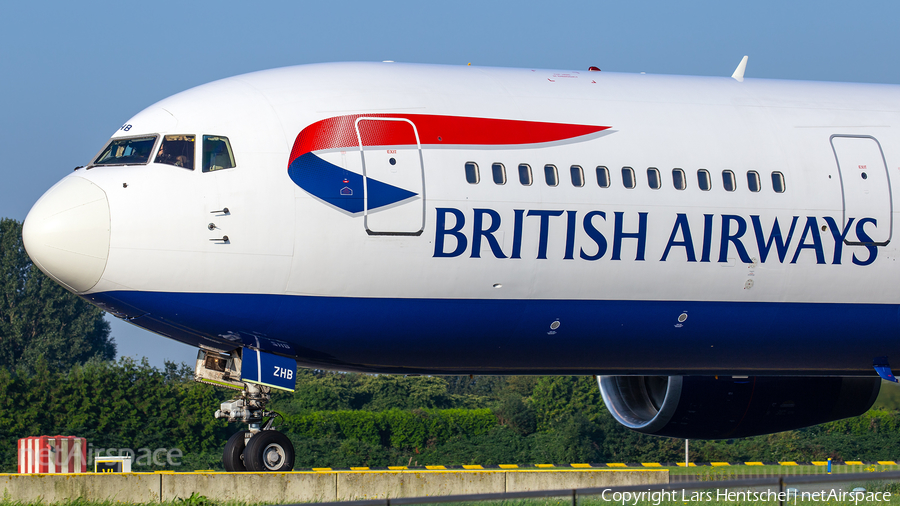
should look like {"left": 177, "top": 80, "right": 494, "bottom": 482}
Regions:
{"left": 831, "top": 135, "right": 892, "bottom": 244}
{"left": 355, "top": 118, "right": 425, "bottom": 235}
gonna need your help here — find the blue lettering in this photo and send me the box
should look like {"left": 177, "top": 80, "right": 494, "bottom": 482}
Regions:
{"left": 564, "top": 211, "right": 578, "bottom": 260}
{"left": 433, "top": 208, "right": 467, "bottom": 257}
{"left": 790, "top": 217, "right": 826, "bottom": 264}
{"left": 700, "top": 214, "right": 714, "bottom": 262}
{"left": 660, "top": 213, "right": 696, "bottom": 262}
{"left": 430, "top": 208, "right": 877, "bottom": 267}
{"left": 511, "top": 209, "right": 525, "bottom": 259}
{"left": 527, "top": 210, "right": 564, "bottom": 259}
{"left": 751, "top": 215, "right": 798, "bottom": 263}
{"left": 852, "top": 218, "right": 878, "bottom": 266}
{"left": 580, "top": 211, "right": 607, "bottom": 260}
{"left": 719, "top": 215, "right": 752, "bottom": 263}
{"left": 822, "top": 217, "right": 855, "bottom": 264}
{"left": 471, "top": 209, "right": 507, "bottom": 259}
{"left": 612, "top": 212, "right": 648, "bottom": 261}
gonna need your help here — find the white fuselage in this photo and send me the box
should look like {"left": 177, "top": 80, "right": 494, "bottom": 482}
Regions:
{"left": 23, "top": 62, "right": 900, "bottom": 375}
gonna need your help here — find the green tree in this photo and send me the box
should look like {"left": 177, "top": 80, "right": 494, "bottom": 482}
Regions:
{"left": 0, "top": 218, "right": 115, "bottom": 371}
{"left": 443, "top": 375, "right": 509, "bottom": 397}
{"left": 531, "top": 414, "right": 603, "bottom": 463}
{"left": 504, "top": 376, "right": 540, "bottom": 397}
{"left": 359, "top": 375, "right": 451, "bottom": 411}
{"left": 494, "top": 392, "right": 536, "bottom": 435}
{"left": 287, "top": 370, "right": 359, "bottom": 411}
{"left": 873, "top": 380, "right": 900, "bottom": 410}
{"left": 531, "top": 376, "right": 602, "bottom": 431}
{"left": 0, "top": 357, "right": 232, "bottom": 472}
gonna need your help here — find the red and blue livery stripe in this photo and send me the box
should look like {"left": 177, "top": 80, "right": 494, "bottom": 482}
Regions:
{"left": 287, "top": 114, "right": 610, "bottom": 214}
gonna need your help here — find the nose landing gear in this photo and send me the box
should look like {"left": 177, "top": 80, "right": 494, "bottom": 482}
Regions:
{"left": 214, "top": 383, "right": 295, "bottom": 472}
{"left": 195, "top": 349, "right": 295, "bottom": 472}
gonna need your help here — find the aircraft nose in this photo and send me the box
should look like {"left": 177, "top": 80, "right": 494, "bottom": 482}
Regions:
{"left": 22, "top": 176, "right": 111, "bottom": 293}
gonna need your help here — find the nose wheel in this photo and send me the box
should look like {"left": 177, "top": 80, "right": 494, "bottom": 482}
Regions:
{"left": 243, "top": 430, "right": 294, "bottom": 472}
{"left": 223, "top": 429, "right": 294, "bottom": 472}
{"left": 223, "top": 431, "right": 250, "bottom": 472}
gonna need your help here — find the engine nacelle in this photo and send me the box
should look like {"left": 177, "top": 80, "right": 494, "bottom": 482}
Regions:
{"left": 598, "top": 375, "right": 880, "bottom": 439}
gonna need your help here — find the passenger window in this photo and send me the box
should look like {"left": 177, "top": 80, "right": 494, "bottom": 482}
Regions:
{"left": 647, "top": 167, "right": 661, "bottom": 189}
{"left": 544, "top": 165, "right": 559, "bottom": 186}
{"left": 155, "top": 135, "right": 195, "bottom": 170}
{"left": 672, "top": 168, "right": 686, "bottom": 190}
{"left": 698, "top": 169, "right": 711, "bottom": 191}
{"left": 570, "top": 165, "right": 584, "bottom": 187}
{"left": 518, "top": 164, "right": 532, "bottom": 186}
{"left": 722, "top": 170, "right": 736, "bottom": 192}
{"left": 93, "top": 135, "right": 157, "bottom": 166}
{"left": 622, "top": 167, "right": 635, "bottom": 189}
{"left": 492, "top": 163, "right": 507, "bottom": 185}
{"left": 596, "top": 166, "right": 610, "bottom": 188}
{"left": 772, "top": 171, "right": 786, "bottom": 193}
{"left": 747, "top": 171, "right": 761, "bottom": 192}
{"left": 465, "top": 162, "right": 480, "bottom": 184}
{"left": 202, "top": 136, "right": 236, "bottom": 172}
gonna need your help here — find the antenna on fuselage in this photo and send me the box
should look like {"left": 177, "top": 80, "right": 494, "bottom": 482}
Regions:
{"left": 731, "top": 55, "right": 749, "bottom": 82}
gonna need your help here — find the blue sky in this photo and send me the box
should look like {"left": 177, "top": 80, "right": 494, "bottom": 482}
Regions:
{"left": 2, "top": 0, "right": 899, "bottom": 367}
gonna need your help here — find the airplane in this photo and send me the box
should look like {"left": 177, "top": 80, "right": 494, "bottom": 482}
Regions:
{"left": 21, "top": 58, "right": 900, "bottom": 472}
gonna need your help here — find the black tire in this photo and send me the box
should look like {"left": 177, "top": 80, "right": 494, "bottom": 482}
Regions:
{"left": 223, "top": 431, "right": 251, "bottom": 472}
{"left": 242, "top": 430, "right": 294, "bottom": 472}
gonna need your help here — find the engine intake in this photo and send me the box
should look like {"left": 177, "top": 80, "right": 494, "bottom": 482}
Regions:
{"left": 598, "top": 375, "right": 880, "bottom": 439}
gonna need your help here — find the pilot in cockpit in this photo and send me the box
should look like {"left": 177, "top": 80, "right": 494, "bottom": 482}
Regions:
{"left": 155, "top": 144, "right": 174, "bottom": 165}
{"left": 155, "top": 135, "right": 195, "bottom": 169}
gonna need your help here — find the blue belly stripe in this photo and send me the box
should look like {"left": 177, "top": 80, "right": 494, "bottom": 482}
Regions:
{"left": 86, "top": 290, "right": 899, "bottom": 376}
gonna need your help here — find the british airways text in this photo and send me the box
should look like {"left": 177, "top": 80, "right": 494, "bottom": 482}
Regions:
{"left": 432, "top": 208, "right": 879, "bottom": 265}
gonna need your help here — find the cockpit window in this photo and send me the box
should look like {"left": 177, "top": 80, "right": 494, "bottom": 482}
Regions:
{"left": 154, "top": 135, "right": 195, "bottom": 169}
{"left": 92, "top": 135, "right": 157, "bottom": 166}
{"left": 202, "top": 135, "right": 236, "bottom": 172}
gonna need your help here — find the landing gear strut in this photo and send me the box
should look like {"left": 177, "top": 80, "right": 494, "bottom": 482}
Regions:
{"left": 214, "top": 383, "right": 294, "bottom": 472}
{"left": 195, "top": 349, "right": 295, "bottom": 472}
